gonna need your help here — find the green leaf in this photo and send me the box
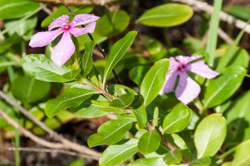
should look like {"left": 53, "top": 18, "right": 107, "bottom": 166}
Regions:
{"left": 141, "top": 58, "right": 169, "bottom": 106}
{"left": 0, "top": 0, "right": 40, "bottom": 20}
{"left": 4, "top": 16, "right": 37, "bottom": 37}
{"left": 164, "top": 149, "right": 182, "bottom": 165}
{"left": 162, "top": 104, "right": 192, "bottom": 134}
{"left": 226, "top": 47, "right": 249, "bottom": 68}
{"left": 137, "top": 3, "right": 193, "bottom": 27}
{"left": 225, "top": 5, "right": 250, "bottom": 21}
{"left": 107, "top": 84, "right": 137, "bottom": 96}
{"left": 110, "top": 93, "right": 134, "bottom": 108}
{"left": 62, "top": 68, "right": 81, "bottom": 80}
{"left": 103, "top": 31, "right": 137, "bottom": 84}
{"left": 0, "top": 34, "right": 21, "bottom": 54}
{"left": 194, "top": 113, "right": 227, "bottom": 158}
{"left": 70, "top": 95, "right": 108, "bottom": 118}
{"left": 68, "top": 158, "right": 84, "bottom": 166}
{"left": 138, "top": 131, "right": 161, "bottom": 154}
{"left": 128, "top": 158, "right": 167, "bottom": 166}
{"left": 95, "top": 10, "right": 130, "bottom": 37}
{"left": 41, "top": 5, "right": 94, "bottom": 27}
{"left": 11, "top": 76, "right": 50, "bottom": 103}
{"left": 88, "top": 118, "right": 133, "bottom": 147}
{"left": 225, "top": 91, "right": 250, "bottom": 144}
{"left": 146, "top": 39, "right": 162, "bottom": 56}
{"left": 230, "top": 140, "right": 250, "bottom": 166}
{"left": 82, "top": 41, "right": 95, "bottom": 77}
{"left": 206, "top": 0, "right": 222, "bottom": 66}
{"left": 77, "top": 32, "right": 107, "bottom": 51}
{"left": 130, "top": 96, "right": 147, "bottom": 129}
{"left": 21, "top": 54, "right": 79, "bottom": 82}
{"left": 164, "top": 133, "right": 192, "bottom": 161}
{"left": 203, "top": 66, "right": 246, "bottom": 108}
{"left": 129, "top": 66, "right": 150, "bottom": 86}
{"left": 190, "top": 157, "right": 211, "bottom": 166}
{"left": 99, "top": 138, "right": 139, "bottom": 166}
{"left": 45, "top": 88, "right": 97, "bottom": 117}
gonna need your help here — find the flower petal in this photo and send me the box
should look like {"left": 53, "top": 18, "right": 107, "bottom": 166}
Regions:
{"left": 51, "top": 32, "right": 75, "bottom": 67}
{"left": 70, "top": 14, "right": 100, "bottom": 27}
{"left": 175, "top": 71, "right": 200, "bottom": 104}
{"left": 188, "top": 61, "right": 220, "bottom": 79}
{"left": 70, "top": 22, "right": 96, "bottom": 37}
{"left": 29, "top": 29, "right": 64, "bottom": 48}
{"left": 175, "top": 55, "right": 202, "bottom": 64}
{"left": 169, "top": 57, "right": 179, "bottom": 70}
{"left": 49, "top": 15, "right": 69, "bottom": 31}
{"left": 159, "top": 70, "right": 179, "bottom": 95}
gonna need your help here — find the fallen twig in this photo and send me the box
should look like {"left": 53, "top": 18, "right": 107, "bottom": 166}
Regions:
{"left": 172, "top": 0, "right": 250, "bottom": 34}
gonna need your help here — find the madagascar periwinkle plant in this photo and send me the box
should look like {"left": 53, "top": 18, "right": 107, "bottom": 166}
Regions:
{"left": 1, "top": 0, "right": 250, "bottom": 166}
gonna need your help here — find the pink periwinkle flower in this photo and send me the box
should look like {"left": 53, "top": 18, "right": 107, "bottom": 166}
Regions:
{"left": 160, "top": 55, "right": 220, "bottom": 104}
{"left": 29, "top": 14, "right": 100, "bottom": 67}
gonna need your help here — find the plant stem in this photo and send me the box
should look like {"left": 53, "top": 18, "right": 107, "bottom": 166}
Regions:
{"left": 216, "top": 146, "right": 236, "bottom": 160}
{"left": 194, "top": 98, "right": 208, "bottom": 117}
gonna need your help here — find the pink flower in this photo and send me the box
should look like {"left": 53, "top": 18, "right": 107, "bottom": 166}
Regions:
{"left": 29, "top": 14, "right": 100, "bottom": 67}
{"left": 160, "top": 55, "right": 220, "bottom": 104}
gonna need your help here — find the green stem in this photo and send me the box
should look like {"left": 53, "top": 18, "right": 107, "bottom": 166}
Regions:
{"left": 193, "top": 98, "right": 208, "bottom": 116}
{"left": 216, "top": 146, "right": 236, "bottom": 160}
{"left": 13, "top": 108, "right": 20, "bottom": 166}
{"left": 2, "top": 6, "right": 43, "bottom": 35}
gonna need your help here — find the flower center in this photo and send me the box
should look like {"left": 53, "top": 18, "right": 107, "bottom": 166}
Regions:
{"left": 177, "top": 62, "right": 187, "bottom": 71}
{"left": 63, "top": 24, "right": 71, "bottom": 31}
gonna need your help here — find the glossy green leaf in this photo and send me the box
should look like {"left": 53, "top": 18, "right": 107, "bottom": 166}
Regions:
{"left": 0, "top": 34, "right": 21, "bottom": 54}
{"left": 11, "top": 76, "right": 50, "bottom": 103}
{"left": 82, "top": 41, "right": 95, "bottom": 77}
{"left": 225, "top": 5, "right": 250, "bottom": 21}
{"left": 45, "top": 88, "right": 97, "bottom": 117}
{"left": 68, "top": 158, "right": 84, "bottom": 166}
{"left": 41, "top": 5, "right": 94, "bottom": 27}
{"left": 103, "top": 31, "right": 137, "bottom": 84}
{"left": 62, "top": 68, "right": 81, "bottom": 80}
{"left": 95, "top": 10, "right": 130, "bottom": 36}
{"left": 164, "top": 133, "right": 192, "bottom": 161}
{"left": 88, "top": 118, "right": 133, "bottom": 147}
{"left": 194, "top": 113, "right": 227, "bottom": 158}
{"left": 164, "top": 149, "right": 182, "bottom": 165}
{"left": 226, "top": 47, "right": 249, "bottom": 68}
{"left": 137, "top": 4, "right": 193, "bottom": 27}
{"left": 77, "top": 32, "right": 107, "bottom": 51}
{"left": 128, "top": 158, "right": 167, "bottom": 166}
{"left": 129, "top": 66, "right": 150, "bottom": 86}
{"left": 110, "top": 93, "right": 134, "bottom": 108}
{"left": 225, "top": 91, "right": 250, "bottom": 144}
{"left": 130, "top": 96, "right": 147, "bottom": 128}
{"left": 21, "top": 54, "right": 79, "bottom": 82}
{"left": 146, "top": 39, "right": 162, "bottom": 55}
{"left": 203, "top": 66, "right": 246, "bottom": 108}
{"left": 99, "top": 138, "right": 139, "bottom": 166}
{"left": 70, "top": 95, "right": 108, "bottom": 118}
{"left": 107, "top": 84, "right": 137, "bottom": 96}
{"left": 4, "top": 16, "right": 37, "bottom": 37}
{"left": 190, "top": 157, "right": 211, "bottom": 166}
{"left": 141, "top": 58, "right": 169, "bottom": 106}
{"left": 162, "top": 104, "right": 192, "bottom": 134}
{"left": 230, "top": 140, "right": 250, "bottom": 166}
{"left": 138, "top": 131, "right": 161, "bottom": 154}
{"left": 0, "top": 0, "right": 40, "bottom": 19}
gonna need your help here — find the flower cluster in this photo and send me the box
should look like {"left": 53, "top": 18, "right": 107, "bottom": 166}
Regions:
{"left": 160, "top": 55, "right": 220, "bottom": 104}
{"left": 29, "top": 14, "right": 100, "bottom": 67}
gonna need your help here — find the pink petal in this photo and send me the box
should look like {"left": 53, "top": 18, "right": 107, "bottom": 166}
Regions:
{"left": 29, "top": 29, "right": 64, "bottom": 47}
{"left": 51, "top": 32, "right": 75, "bottom": 67}
{"left": 169, "top": 57, "right": 180, "bottom": 70}
{"left": 49, "top": 15, "right": 69, "bottom": 31}
{"left": 159, "top": 70, "right": 179, "bottom": 95}
{"left": 70, "top": 22, "right": 96, "bottom": 37}
{"left": 69, "top": 14, "right": 100, "bottom": 27}
{"left": 175, "top": 55, "right": 202, "bottom": 64}
{"left": 187, "top": 61, "right": 220, "bottom": 79}
{"left": 175, "top": 71, "right": 201, "bottom": 104}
